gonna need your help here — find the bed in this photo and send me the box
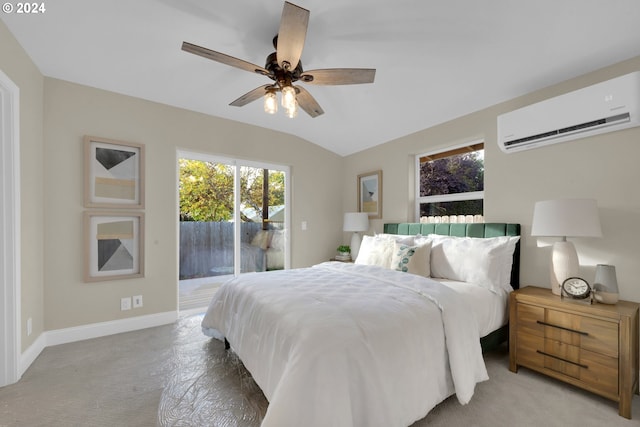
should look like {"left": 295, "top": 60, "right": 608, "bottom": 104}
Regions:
{"left": 201, "top": 222, "right": 520, "bottom": 427}
{"left": 384, "top": 222, "right": 521, "bottom": 352}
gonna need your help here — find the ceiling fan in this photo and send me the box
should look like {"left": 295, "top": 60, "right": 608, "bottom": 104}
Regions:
{"left": 181, "top": 1, "right": 376, "bottom": 118}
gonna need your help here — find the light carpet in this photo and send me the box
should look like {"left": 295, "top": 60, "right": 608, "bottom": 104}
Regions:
{"left": 1, "top": 313, "right": 638, "bottom": 427}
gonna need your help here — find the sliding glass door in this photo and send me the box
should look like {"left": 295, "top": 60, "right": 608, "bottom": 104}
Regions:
{"left": 178, "top": 152, "right": 289, "bottom": 280}
{"left": 239, "top": 165, "right": 287, "bottom": 273}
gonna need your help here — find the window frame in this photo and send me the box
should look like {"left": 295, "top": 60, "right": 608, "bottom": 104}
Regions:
{"left": 414, "top": 140, "right": 484, "bottom": 221}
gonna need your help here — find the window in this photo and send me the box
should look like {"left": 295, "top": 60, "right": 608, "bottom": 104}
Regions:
{"left": 178, "top": 152, "right": 290, "bottom": 280}
{"left": 415, "top": 142, "right": 484, "bottom": 222}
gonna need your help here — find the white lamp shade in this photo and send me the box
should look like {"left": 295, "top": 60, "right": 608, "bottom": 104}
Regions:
{"left": 531, "top": 198, "right": 602, "bottom": 238}
{"left": 343, "top": 212, "right": 369, "bottom": 232}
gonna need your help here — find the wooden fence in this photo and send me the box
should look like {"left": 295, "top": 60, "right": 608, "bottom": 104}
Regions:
{"left": 179, "top": 221, "right": 262, "bottom": 279}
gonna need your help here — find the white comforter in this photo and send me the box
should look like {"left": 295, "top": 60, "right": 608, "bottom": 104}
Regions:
{"left": 201, "top": 262, "right": 489, "bottom": 427}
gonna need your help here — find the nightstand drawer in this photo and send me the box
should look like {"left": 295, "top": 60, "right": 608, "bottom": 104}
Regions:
{"left": 516, "top": 303, "right": 544, "bottom": 337}
{"left": 580, "top": 316, "right": 619, "bottom": 358}
{"left": 544, "top": 309, "right": 618, "bottom": 358}
{"left": 580, "top": 348, "right": 618, "bottom": 397}
{"left": 540, "top": 339, "right": 618, "bottom": 397}
{"left": 517, "top": 333, "right": 619, "bottom": 398}
{"left": 543, "top": 338, "right": 581, "bottom": 378}
{"left": 515, "top": 332, "right": 544, "bottom": 368}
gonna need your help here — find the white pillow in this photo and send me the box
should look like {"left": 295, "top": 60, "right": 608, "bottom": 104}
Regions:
{"left": 497, "top": 236, "right": 520, "bottom": 289}
{"left": 390, "top": 240, "right": 432, "bottom": 277}
{"left": 376, "top": 233, "right": 415, "bottom": 246}
{"left": 354, "top": 235, "right": 396, "bottom": 268}
{"left": 429, "top": 235, "right": 519, "bottom": 291}
{"left": 413, "top": 234, "right": 431, "bottom": 247}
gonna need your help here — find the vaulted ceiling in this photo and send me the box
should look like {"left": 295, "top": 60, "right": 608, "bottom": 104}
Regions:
{"left": 3, "top": 0, "right": 640, "bottom": 156}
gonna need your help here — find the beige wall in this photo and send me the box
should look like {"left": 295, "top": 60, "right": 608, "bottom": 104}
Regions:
{"left": 3, "top": 14, "right": 344, "bottom": 342}
{"left": 42, "top": 78, "right": 344, "bottom": 330}
{"left": 344, "top": 55, "right": 640, "bottom": 304}
{"left": 0, "top": 20, "right": 45, "bottom": 351}
{"left": 4, "top": 12, "right": 639, "bottom": 350}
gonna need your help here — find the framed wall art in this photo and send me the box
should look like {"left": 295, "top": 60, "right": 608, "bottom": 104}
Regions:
{"left": 84, "top": 136, "right": 145, "bottom": 208}
{"left": 357, "top": 170, "right": 382, "bottom": 219}
{"left": 84, "top": 211, "right": 144, "bottom": 282}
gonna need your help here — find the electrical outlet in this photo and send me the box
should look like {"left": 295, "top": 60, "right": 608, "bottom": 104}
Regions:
{"left": 133, "top": 295, "right": 143, "bottom": 308}
{"left": 27, "top": 317, "right": 32, "bottom": 336}
{"left": 121, "top": 297, "right": 132, "bottom": 311}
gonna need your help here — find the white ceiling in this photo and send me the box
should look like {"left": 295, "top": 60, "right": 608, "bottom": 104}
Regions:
{"left": 3, "top": 0, "right": 640, "bottom": 156}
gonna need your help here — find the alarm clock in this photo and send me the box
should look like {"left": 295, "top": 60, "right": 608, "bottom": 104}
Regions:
{"left": 561, "top": 277, "right": 592, "bottom": 301}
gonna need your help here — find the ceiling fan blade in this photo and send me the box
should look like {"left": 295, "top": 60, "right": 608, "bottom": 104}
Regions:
{"left": 300, "top": 68, "right": 376, "bottom": 85}
{"left": 182, "top": 41, "right": 269, "bottom": 76}
{"left": 276, "top": 2, "right": 309, "bottom": 71}
{"left": 229, "top": 85, "right": 273, "bottom": 107}
{"left": 295, "top": 86, "right": 324, "bottom": 118}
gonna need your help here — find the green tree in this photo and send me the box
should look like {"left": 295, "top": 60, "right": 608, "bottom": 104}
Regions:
{"left": 179, "top": 159, "right": 234, "bottom": 221}
{"left": 179, "top": 159, "right": 285, "bottom": 222}
{"left": 239, "top": 168, "right": 285, "bottom": 217}
{"left": 419, "top": 151, "right": 484, "bottom": 217}
{"left": 420, "top": 152, "right": 483, "bottom": 196}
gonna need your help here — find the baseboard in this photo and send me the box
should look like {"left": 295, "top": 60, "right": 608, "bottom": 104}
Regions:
{"left": 46, "top": 311, "right": 178, "bottom": 346}
{"left": 19, "top": 332, "right": 46, "bottom": 377}
{"left": 19, "top": 311, "right": 178, "bottom": 377}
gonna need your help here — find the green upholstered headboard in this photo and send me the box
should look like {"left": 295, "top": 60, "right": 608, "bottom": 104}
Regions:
{"left": 383, "top": 222, "right": 521, "bottom": 289}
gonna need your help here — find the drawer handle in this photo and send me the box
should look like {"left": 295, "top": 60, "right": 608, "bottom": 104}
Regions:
{"left": 536, "top": 320, "right": 589, "bottom": 336}
{"left": 537, "top": 350, "right": 589, "bottom": 369}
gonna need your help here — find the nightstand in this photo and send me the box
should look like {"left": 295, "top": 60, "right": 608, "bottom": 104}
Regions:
{"left": 509, "top": 286, "right": 639, "bottom": 419}
{"left": 330, "top": 257, "right": 353, "bottom": 263}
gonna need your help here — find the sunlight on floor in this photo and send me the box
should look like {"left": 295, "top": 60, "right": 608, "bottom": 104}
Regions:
{"left": 179, "top": 277, "right": 224, "bottom": 311}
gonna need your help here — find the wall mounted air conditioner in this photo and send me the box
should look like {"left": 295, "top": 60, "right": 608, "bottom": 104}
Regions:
{"left": 497, "top": 71, "right": 640, "bottom": 153}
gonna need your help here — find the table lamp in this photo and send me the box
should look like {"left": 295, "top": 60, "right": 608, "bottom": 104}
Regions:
{"left": 531, "top": 198, "right": 602, "bottom": 296}
{"left": 343, "top": 212, "right": 369, "bottom": 259}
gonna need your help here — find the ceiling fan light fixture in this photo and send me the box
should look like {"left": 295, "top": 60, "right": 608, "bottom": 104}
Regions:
{"left": 281, "top": 85, "right": 296, "bottom": 110}
{"left": 182, "top": 2, "right": 375, "bottom": 119}
{"left": 285, "top": 100, "right": 299, "bottom": 119}
{"left": 264, "top": 90, "right": 278, "bottom": 114}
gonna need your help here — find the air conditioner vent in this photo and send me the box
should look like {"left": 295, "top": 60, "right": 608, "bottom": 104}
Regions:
{"left": 558, "top": 113, "right": 629, "bottom": 134}
{"left": 504, "top": 130, "right": 558, "bottom": 148}
{"left": 498, "top": 72, "right": 640, "bottom": 153}
{"left": 504, "top": 112, "right": 631, "bottom": 148}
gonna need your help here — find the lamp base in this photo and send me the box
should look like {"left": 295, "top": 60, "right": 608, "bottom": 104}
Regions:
{"left": 350, "top": 232, "right": 363, "bottom": 259}
{"left": 550, "top": 241, "right": 579, "bottom": 296}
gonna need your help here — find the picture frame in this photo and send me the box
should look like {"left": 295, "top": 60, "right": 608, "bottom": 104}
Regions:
{"left": 357, "top": 170, "right": 382, "bottom": 219}
{"left": 84, "top": 211, "right": 144, "bottom": 282}
{"left": 84, "top": 135, "right": 145, "bottom": 208}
